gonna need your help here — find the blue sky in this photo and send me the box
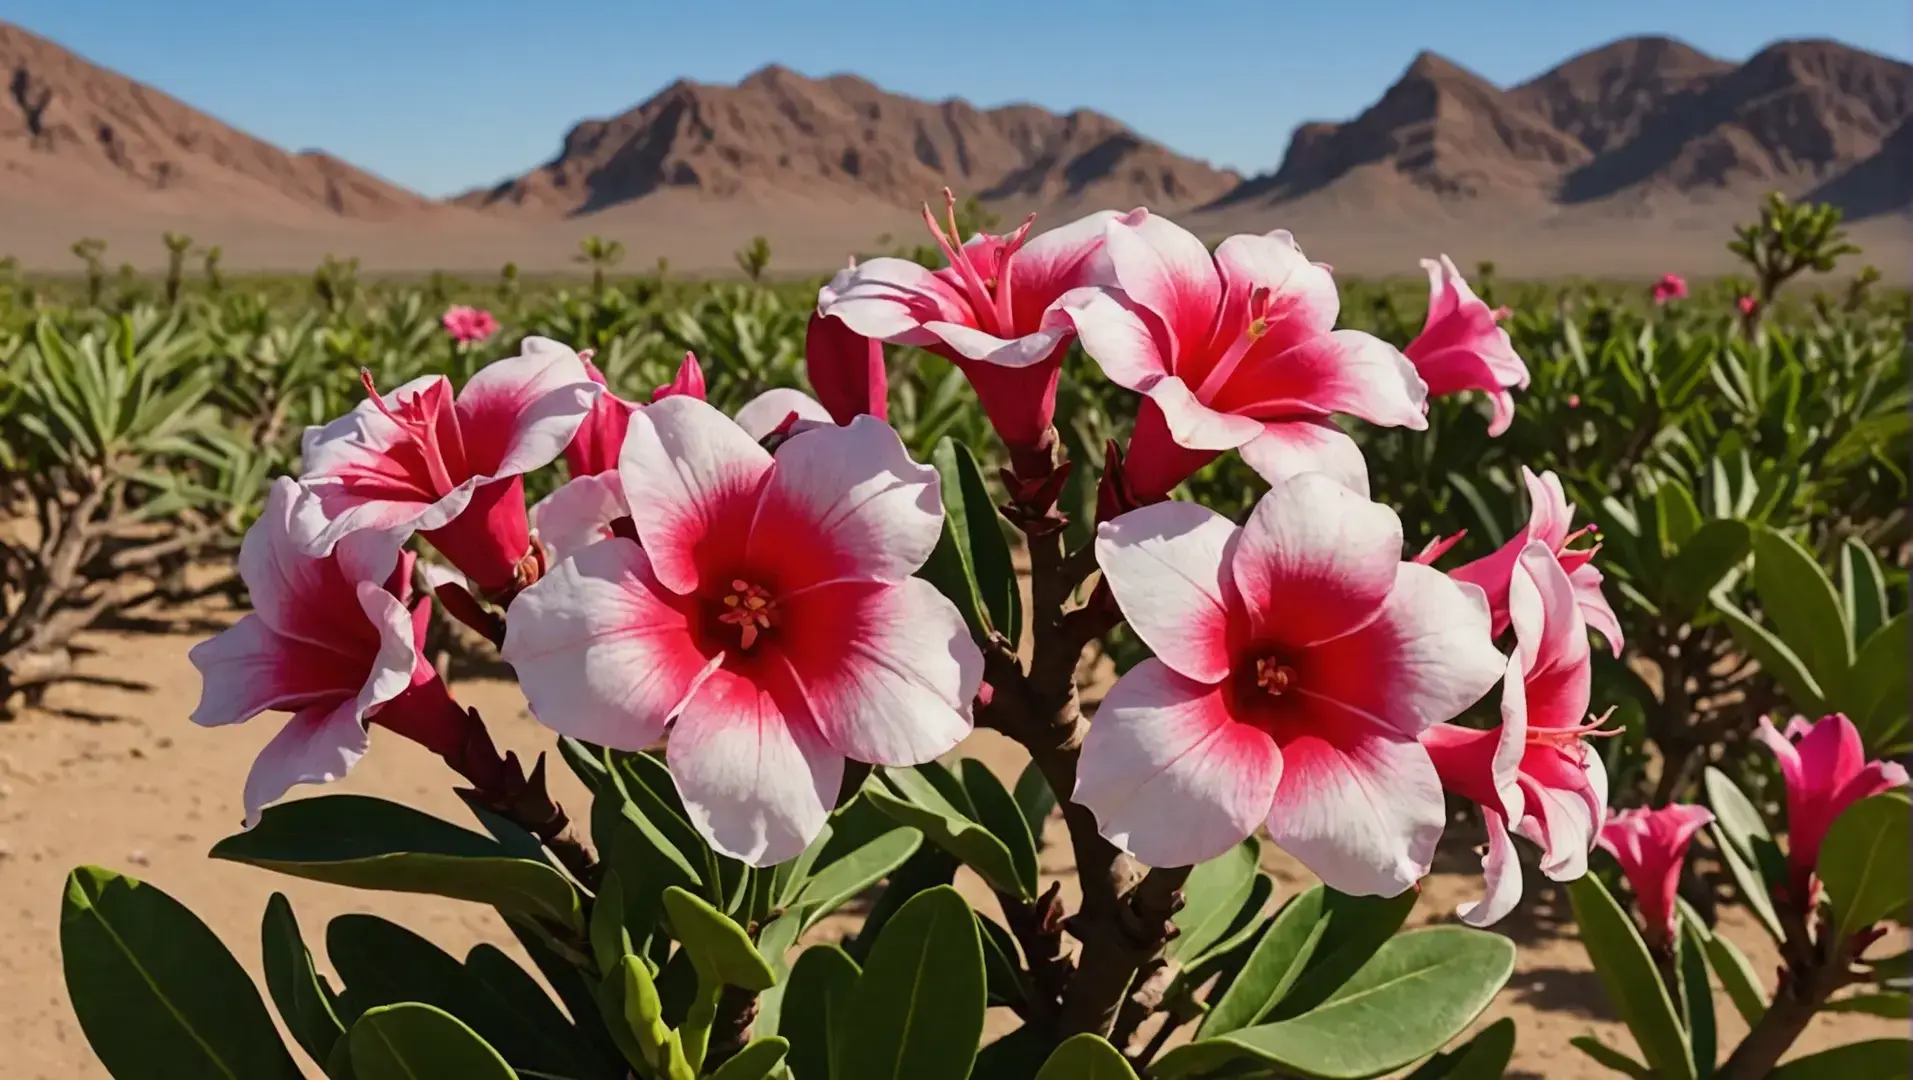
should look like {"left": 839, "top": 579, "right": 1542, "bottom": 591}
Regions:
{"left": 9, "top": 1, "right": 1907, "bottom": 197}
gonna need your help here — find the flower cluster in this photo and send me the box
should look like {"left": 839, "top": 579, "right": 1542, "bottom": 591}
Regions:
{"left": 1651, "top": 273, "right": 1689, "bottom": 305}
{"left": 442, "top": 305, "right": 500, "bottom": 344}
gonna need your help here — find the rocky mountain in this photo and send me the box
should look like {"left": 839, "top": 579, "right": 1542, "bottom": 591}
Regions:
{"left": 0, "top": 20, "right": 429, "bottom": 219}
{"left": 452, "top": 64, "right": 1242, "bottom": 216}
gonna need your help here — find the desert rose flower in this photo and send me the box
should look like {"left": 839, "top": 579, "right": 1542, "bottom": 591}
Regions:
{"left": 1405, "top": 255, "right": 1530, "bottom": 437}
{"left": 190, "top": 479, "right": 468, "bottom": 826}
{"left": 501, "top": 397, "right": 983, "bottom": 865}
{"left": 1063, "top": 213, "right": 1427, "bottom": 501}
{"left": 1423, "top": 541, "right": 1609, "bottom": 927}
{"left": 818, "top": 193, "right": 1118, "bottom": 458}
{"left": 1651, "top": 273, "right": 1688, "bottom": 305}
{"left": 1075, "top": 473, "right": 1504, "bottom": 893}
{"left": 808, "top": 271, "right": 888, "bottom": 424}
{"left": 295, "top": 338, "right": 600, "bottom": 598}
{"left": 1444, "top": 467, "right": 1623, "bottom": 654}
{"left": 1737, "top": 294, "right": 1759, "bottom": 316}
{"left": 442, "top": 305, "right": 499, "bottom": 345}
{"left": 1755, "top": 713, "right": 1908, "bottom": 904}
{"left": 1599, "top": 804, "right": 1714, "bottom": 949}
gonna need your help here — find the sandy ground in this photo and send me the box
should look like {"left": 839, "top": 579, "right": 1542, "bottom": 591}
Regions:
{"left": 2, "top": 616, "right": 1903, "bottom": 1079}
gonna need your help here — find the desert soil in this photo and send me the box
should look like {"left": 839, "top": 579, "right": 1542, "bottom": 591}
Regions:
{"left": 1, "top": 612, "right": 1901, "bottom": 1079}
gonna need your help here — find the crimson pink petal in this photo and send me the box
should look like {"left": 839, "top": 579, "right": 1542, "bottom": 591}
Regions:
{"left": 1102, "top": 210, "right": 1222, "bottom": 374}
{"left": 619, "top": 397, "right": 773, "bottom": 596}
{"left": 1232, "top": 472, "right": 1402, "bottom": 648}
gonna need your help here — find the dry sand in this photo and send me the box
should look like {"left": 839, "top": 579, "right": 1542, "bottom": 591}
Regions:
{"left": 1, "top": 613, "right": 1902, "bottom": 1079}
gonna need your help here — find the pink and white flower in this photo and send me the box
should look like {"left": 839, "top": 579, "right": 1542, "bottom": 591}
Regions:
{"left": 565, "top": 353, "right": 643, "bottom": 480}
{"left": 1755, "top": 713, "right": 1908, "bottom": 904}
{"left": 1075, "top": 473, "right": 1504, "bottom": 892}
{"left": 1444, "top": 467, "right": 1623, "bottom": 655}
{"left": 501, "top": 397, "right": 983, "bottom": 865}
{"left": 294, "top": 339, "right": 600, "bottom": 597}
{"left": 1423, "top": 541, "right": 1609, "bottom": 927}
{"left": 1599, "top": 804, "right": 1714, "bottom": 949}
{"left": 807, "top": 276, "right": 888, "bottom": 425}
{"left": 1651, "top": 273, "right": 1689, "bottom": 305}
{"left": 442, "top": 305, "right": 499, "bottom": 345}
{"left": 1062, "top": 213, "right": 1428, "bottom": 501}
{"left": 190, "top": 478, "right": 468, "bottom": 826}
{"left": 1405, "top": 256, "right": 1530, "bottom": 437}
{"left": 817, "top": 194, "right": 1117, "bottom": 455}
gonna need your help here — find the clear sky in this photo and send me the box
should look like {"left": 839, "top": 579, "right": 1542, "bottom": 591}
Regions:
{"left": 9, "top": 1, "right": 1908, "bottom": 197}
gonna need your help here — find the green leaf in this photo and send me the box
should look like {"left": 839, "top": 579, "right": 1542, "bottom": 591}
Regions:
{"left": 1768, "top": 1039, "right": 1912, "bottom": 1079}
{"left": 959, "top": 758, "right": 1041, "bottom": 898}
{"left": 1676, "top": 916, "right": 1716, "bottom": 1078}
{"left": 1402, "top": 1017, "right": 1516, "bottom": 1079}
{"left": 260, "top": 893, "right": 346, "bottom": 1066}
{"left": 1565, "top": 875, "right": 1695, "bottom": 1080}
{"left": 868, "top": 766, "right": 1030, "bottom": 899}
{"left": 1570, "top": 1034, "right": 1652, "bottom": 1078}
{"left": 1656, "top": 478, "right": 1703, "bottom": 555}
{"left": 708, "top": 1036, "right": 790, "bottom": 1080}
{"left": 589, "top": 869, "right": 631, "bottom": 975}
{"left": 937, "top": 437, "right": 1021, "bottom": 644}
{"left": 1839, "top": 539, "right": 1891, "bottom": 646}
{"left": 1711, "top": 593, "right": 1827, "bottom": 716}
{"left": 1154, "top": 927, "right": 1515, "bottom": 1080}
{"left": 1269, "top": 887, "right": 1419, "bottom": 1020}
{"left": 1702, "top": 768, "right": 1784, "bottom": 943}
{"left": 789, "top": 824, "right": 922, "bottom": 932}
{"left": 1166, "top": 838, "right": 1261, "bottom": 965}
{"left": 210, "top": 795, "right": 582, "bottom": 932}
{"left": 1823, "top": 993, "right": 1912, "bottom": 1018}
{"left": 839, "top": 886, "right": 985, "bottom": 1080}
{"left": 1751, "top": 525, "right": 1853, "bottom": 695}
{"left": 1850, "top": 613, "right": 1909, "bottom": 752}
{"left": 1818, "top": 792, "right": 1912, "bottom": 943}
{"left": 1035, "top": 1034, "right": 1139, "bottom": 1080}
{"left": 779, "top": 944, "right": 860, "bottom": 1080}
{"left": 348, "top": 1003, "right": 519, "bottom": 1080}
{"left": 1012, "top": 761, "right": 1057, "bottom": 839}
{"left": 558, "top": 737, "right": 611, "bottom": 795}
{"left": 1663, "top": 520, "right": 1751, "bottom": 616}
{"left": 60, "top": 866, "right": 301, "bottom": 1080}
{"left": 662, "top": 887, "right": 777, "bottom": 991}
{"left": 598, "top": 953, "right": 682, "bottom": 1077}
{"left": 1701, "top": 932, "right": 1768, "bottom": 1027}
{"left": 977, "top": 912, "right": 1030, "bottom": 1009}
{"left": 1200, "top": 885, "right": 1329, "bottom": 1037}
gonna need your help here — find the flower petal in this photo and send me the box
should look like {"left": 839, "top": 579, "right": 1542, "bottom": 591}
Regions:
{"left": 778, "top": 578, "right": 980, "bottom": 766}
{"left": 668, "top": 666, "right": 842, "bottom": 866}
{"left": 1233, "top": 472, "right": 1403, "bottom": 647}
{"left": 920, "top": 319, "right": 1071, "bottom": 370}
{"left": 1508, "top": 542, "right": 1592, "bottom": 731}
{"left": 531, "top": 473, "right": 628, "bottom": 565}
{"left": 241, "top": 698, "right": 370, "bottom": 828}
{"left": 1146, "top": 376, "right": 1266, "bottom": 452}
{"left": 1095, "top": 501, "right": 1242, "bottom": 684}
{"left": 620, "top": 396, "right": 773, "bottom": 595}
{"left": 817, "top": 257, "right": 969, "bottom": 347}
{"left": 1212, "top": 230, "right": 1339, "bottom": 353}
{"left": 456, "top": 337, "right": 602, "bottom": 478}
{"left": 500, "top": 538, "right": 715, "bottom": 750}
{"left": 1571, "top": 564, "right": 1625, "bottom": 656}
{"left": 1209, "top": 330, "right": 1428, "bottom": 429}
{"left": 188, "top": 615, "right": 359, "bottom": 728}
{"left": 1074, "top": 659, "right": 1279, "bottom": 867}
{"left": 1237, "top": 419, "right": 1371, "bottom": 497}
{"left": 1103, "top": 210, "right": 1222, "bottom": 371}
{"left": 242, "top": 478, "right": 401, "bottom": 639}
{"left": 1265, "top": 723, "right": 1445, "bottom": 896}
{"left": 1058, "top": 286, "right": 1172, "bottom": 392}
{"left": 1006, "top": 209, "right": 1119, "bottom": 323}
{"left": 1457, "top": 810, "right": 1524, "bottom": 928}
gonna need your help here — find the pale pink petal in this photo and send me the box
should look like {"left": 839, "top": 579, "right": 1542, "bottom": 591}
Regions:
{"left": 1212, "top": 231, "right": 1339, "bottom": 349}
{"left": 1237, "top": 419, "right": 1371, "bottom": 497}
{"left": 747, "top": 416, "right": 942, "bottom": 589}
{"left": 1006, "top": 209, "right": 1119, "bottom": 317}
{"left": 1103, "top": 210, "right": 1222, "bottom": 370}
{"left": 1521, "top": 748, "right": 1606, "bottom": 881}
{"left": 188, "top": 616, "right": 355, "bottom": 728}
{"left": 1146, "top": 376, "right": 1266, "bottom": 451}
{"left": 1232, "top": 473, "right": 1402, "bottom": 647}
{"left": 1074, "top": 659, "right": 1279, "bottom": 867}
{"left": 734, "top": 388, "right": 833, "bottom": 442}
{"left": 1209, "top": 330, "right": 1428, "bottom": 429}
{"left": 1304, "top": 565, "right": 1504, "bottom": 738}
{"left": 241, "top": 698, "right": 370, "bottom": 828}
{"left": 456, "top": 337, "right": 602, "bottom": 479}
{"left": 242, "top": 478, "right": 400, "bottom": 636}
{"left": 1265, "top": 724, "right": 1445, "bottom": 896}
{"left": 294, "top": 478, "right": 477, "bottom": 560}
{"left": 667, "top": 666, "right": 842, "bottom": 866}
{"left": 298, "top": 374, "right": 444, "bottom": 482}
{"left": 818, "top": 257, "right": 970, "bottom": 347}
{"left": 1095, "top": 501, "right": 1242, "bottom": 684}
{"left": 777, "top": 578, "right": 980, "bottom": 766}
{"left": 1458, "top": 811, "right": 1524, "bottom": 927}
{"left": 499, "top": 539, "right": 716, "bottom": 750}
{"left": 531, "top": 473, "right": 628, "bottom": 565}
{"left": 1571, "top": 564, "right": 1625, "bottom": 656}
{"left": 1508, "top": 542, "right": 1592, "bottom": 731}
{"left": 920, "top": 319, "right": 1072, "bottom": 370}
{"left": 352, "top": 582, "right": 423, "bottom": 714}
{"left": 1058, "top": 286, "right": 1172, "bottom": 392}
{"left": 619, "top": 396, "right": 773, "bottom": 595}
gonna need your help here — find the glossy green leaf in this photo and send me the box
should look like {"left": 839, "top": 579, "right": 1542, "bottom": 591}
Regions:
{"left": 1850, "top": 613, "right": 1909, "bottom": 751}
{"left": 260, "top": 893, "right": 346, "bottom": 1066}
{"left": 1570, "top": 1034, "right": 1652, "bottom": 1078}
{"left": 1676, "top": 916, "right": 1716, "bottom": 1078}
{"left": 1702, "top": 767, "right": 1783, "bottom": 943}
{"left": 1200, "top": 885, "right": 1330, "bottom": 1037}
{"left": 589, "top": 869, "right": 631, "bottom": 975}
{"left": 939, "top": 436, "right": 1021, "bottom": 643}
{"left": 1269, "top": 886, "right": 1419, "bottom": 1020}
{"left": 61, "top": 866, "right": 301, "bottom": 1080}
{"left": 1712, "top": 593, "right": 1827, "bottom": 716}
{"left": 1035, "top": 1034, "right": 1138, "bottom": 1080}
{"left": 1768, "top": 1039, "right": 1912, "bottom": 1079}
{"left": 868, "top": 766, "right": 1029, "bottom": 899}
{"left": 1402, "top": 1017, "right": 1516, "bottom": 1079}
{"left": 977, "top": 912, "right": 1029, "bottom": 1009}
{"left": 959, "top": 758, "right": 1040, "bottom": 898}
{"left": 1012, "top": 761, "right": 1057, "bottom": 839}
{"left": 1166, "top": 837, "right": 1260, "bottom": 965}
{"left": 1663, "top": 520, "right": 1751, "bottom": 616}
{"left": 1566, "top": 874, "right": 1695, "bottom": 1080}
{"left": 1751, "top": 525, "right": 1852, "bottom": 692}
{"left": 779, "top": 944, "right": 860, "bottom": 1080}
{"left": 348, "top": 1003, "right": 518, "bottom": 1080}
{"left": 598, "top": 953, "right": 681, "bottom": 1077}
{"left": 1154, "top": 927, "right": 1515, "bottom": 1080}
{"left": 839, "top": 886, "right": 985, "bottom": 1080}
{"left": 1194, "top": 873, "right": 1277, "bottom": 970}
{"left": 662, "top": 887, "right": 777, "bottom": 991}
{"left": 1656, "top": 478, "right": 1703, "bottom": 555}
{"left": 558, "top": 736, "right": 612, "bottom": 795}
{"left": 1701, "top": 932, "right": 1768, "bottom": 1027}
{"left": 210, "top": 795, "right": 582, "bottom": 931}
{"left": 1839, "top": 538, "right": 1891, "bottom": 646}
{"left": 1819, "top": 791, "right": 1912, "bottom": 943}
{"left": 790, "top": 824, "right": 922, "bottom": 932}
{"left": 708, "top": 1036, "right": 790, "bottom": 1080}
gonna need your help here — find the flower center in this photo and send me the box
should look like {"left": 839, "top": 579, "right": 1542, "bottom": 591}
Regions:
{"left": 1255, "top": 656, "right": 1298, "bottom": 697}
{"left": 361, "top": 369, "right": 458, "bottom": 497}
{"left": 1194, "top": 286, "right": 1277, "bottom": 401}
{"left": 717, "top": 579, "right": 778, "bottom": 650}
{"left": 919, "top": 187, "right": 1035, "bottom": 338}
{"left": 1527, "top": 708, "right": 1620, "bottom": 765}
{"left": 1557, "top": 523, "right": 1601, "bottom": 574}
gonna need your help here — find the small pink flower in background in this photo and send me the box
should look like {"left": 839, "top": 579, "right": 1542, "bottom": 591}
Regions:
{"left": 1442, "top": 467, "right": 1622, "bottom": 655}
{"left": 1074, "top": 473, "right": 1504, "bottom": 891}
{"left": 442, "top": 305, "right": 499, "bottom": 345}
{"left": 1567, "top": 394, "right": 1582, "bottom": 408}
{"left": 1650, "top": 273, "right": 1688, "bottom": 305}
{"left": 190, "top": 479, "right": 466, "bottom": 825}
{"left": 809, "top": 268, "right": 889, "bottom": 425}
{"left": 501, "top": 397, "right": 982, "bottom": 865}
{"left": 1599, "top": 804, "right": 1714, "bottom": 949}
{"left": 295, "top": 339, "right": 600, "bottom": 597}
{"left": 1737, "top": 295, "right": 1759, "bottom": 316}
{"left": 1755, "top": 713, "right": 1908, "bottom": 904}
{"left": 1405, "top": 255, "right": 1531, "bottom": 437}
{"left": 1063, "top": 213, "right": 1427, "bottom": 502}
{"left": 818, "top": 193, "right": 1118, "bottom": 456}
{"left": 1424, "top": 541, "right": 1609, "bottom": 926}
